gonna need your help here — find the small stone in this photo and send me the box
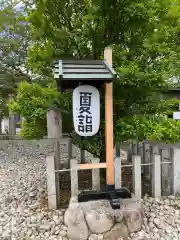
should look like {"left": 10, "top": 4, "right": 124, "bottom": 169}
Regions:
{"left": 164, "top": 199, "right": 169, "bottom": 206}
{"left": 40, "top": 224, "right": 51, "bottom": 231}
{"left": 2, "top": 230, "right": 11, "bottom": 238}
{"left": 55, "top": 230, "right": 60, "bottom": 235}
{"left": 27, "top": 229, "right": 33, "bottom": 237}
{"left": 114, "top": 210, "right": 124, "bottom": 223}
{"left": 61, "top": 225, "right": 67, "bottom": 231}
{"left": 5, "top": 196, "right": 13, "bottom": 204}
{"left": 124, "top": 209, "right": 142, "bottom": 233}
{"left": 89, "top": 234, "right": 98, "bottom": 240}
{"left": 150, "top": 212, "right": 156, "bottom": 218}
{"left": 29, "top": 192, "right": 36, "bottom": 197}
{"left": 168, "top": 195, "right": 175, "bottom": 200}
{"left": 59, "top": 230, "right": 66, "bottom": 237}
{"left": 31, "top": 216, "right": 37, "bottom": 223}
{"left": 29, "top": 203, "right": 39, "bottom": 210}
{"left": 11, "top": 227, "right": 19, "bottom": 234}
{"left": 58, "top": 210, "right": 64, "bottom": 216}
{"left": 98, "top": 234, "right": 104, "bottom": 240}
{"left": 0, "top": 211, "right": 5, "bottom": 217}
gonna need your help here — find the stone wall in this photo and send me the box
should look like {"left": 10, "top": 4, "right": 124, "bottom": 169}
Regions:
{"left": 0, "top": 139, "right": 58, "bottom": 161}
{"left": 0, "top": 138, "right": 93, "bottom": 162}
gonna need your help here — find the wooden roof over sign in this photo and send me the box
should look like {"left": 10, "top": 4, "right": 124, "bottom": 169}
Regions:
{"left": 53, "top": 60, "right": 117, "bottom": 91}
{"left": 54, "top": 60, "right": 117, "bottom": 80}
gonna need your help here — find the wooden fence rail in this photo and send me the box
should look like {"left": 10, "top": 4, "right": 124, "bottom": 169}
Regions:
{"left": 46, "top": 147, "right": 180, "bottom": 210}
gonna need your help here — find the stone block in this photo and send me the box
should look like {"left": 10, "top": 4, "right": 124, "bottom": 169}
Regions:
{"left": 104, "top": 222, "right": 129, "bottom": 240}
{"left": 67, "top": 206, "right": 89, "bottom": 240}
{"left": 65, "top": 196, "right": 143, "bottom": 240}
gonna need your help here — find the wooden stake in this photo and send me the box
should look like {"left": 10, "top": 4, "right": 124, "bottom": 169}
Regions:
{"left": 104, "top": 47, "right": 115, "bottom": 185}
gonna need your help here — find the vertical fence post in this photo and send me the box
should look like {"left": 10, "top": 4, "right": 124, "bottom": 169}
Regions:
{"left": 150, "top": 145, "right": 159, "bottom": 187}
{"left": 152, "top": 154, "right": 161, "bottom": 198}
{"left": 143, "top": 142, "right": 151, "bottom": 180}
{"left": 46, "top": 155, "right": 57, "bottom": 209}
{"left": 143, "top": 142, "right": 148, "bottom": 164}
{"left": 80, "top": 149, "right": 85, "bottom": 164}
{"left": 115, "top": 144, "right": 122, "bottom": 189}
{"left": 70, "top": 159, "right": 78, "bottom": 197}
{"left": 161, "top": 149, "right": 171, "bottom": 196}
{"left": 80, "top": 136, "right": 85, "bottom": 164}
{"left": 132, "top": 155, "right": 141, "bottom": 199}
{"left": 47, "top": 108, "right": 62, "bottom": 138}
{"left": 171, "top": 148, "right": 180, "bottom": 196}
{"left": 132, "top": 143, "right": 138, "bottom": 155}
{"left": 92, "top": 158, "right": 100, "bottom": 191}
{"left": 138, "top": 142, "right": 143, "bottom": 160}
{"left": 54, "top": 140, "right": 61, "bottom": 208}
{"left": 68, "top": 138, "right": 73, "bottom": 168}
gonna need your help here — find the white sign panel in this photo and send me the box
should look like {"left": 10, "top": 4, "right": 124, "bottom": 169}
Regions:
{"left": 73, "top": 85, "right": 100, "bottom": 136}
{"left": 173, "top": 112, "right": 180, "bottom": 120}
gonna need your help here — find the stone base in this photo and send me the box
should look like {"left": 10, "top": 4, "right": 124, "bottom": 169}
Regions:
{"left": 64, "top": 195, "right": 144, "bottom": 240}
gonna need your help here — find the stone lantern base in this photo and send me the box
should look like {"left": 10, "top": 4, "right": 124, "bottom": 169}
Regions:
{"left": 64, "top": 195, "right": 143, "bottom": 240}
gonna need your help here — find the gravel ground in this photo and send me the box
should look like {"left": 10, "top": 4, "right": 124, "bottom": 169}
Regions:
{"left": 0, "top": 157, "right": 180, "bottom": 240}
{"left": 0, "top": 157, "right": 68, "bottom": 240}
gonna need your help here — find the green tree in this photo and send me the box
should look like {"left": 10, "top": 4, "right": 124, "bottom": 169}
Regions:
{"left": 8, "top": 81, "right": 60, "bottom": 139}
{"left": 10, "top": 0, "right": 180, "bottom": 159}
{"left": 0, "top": 1, "right": 31, "bottom": 126}
{"left": 0, "top": 2, "right": 54, "bottom": 88}
{"left": 0, "top": 1, "right": 52, "bottom": 130}
{"left": 0, "top": 1, "right": 31, "bottom": 83}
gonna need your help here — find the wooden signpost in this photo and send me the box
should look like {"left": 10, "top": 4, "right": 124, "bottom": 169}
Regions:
{"left": 54, "top": 47, "right": 131, "bottom": 209}
{"left": 104, "top": 47, "right": 115, "bottom": 187}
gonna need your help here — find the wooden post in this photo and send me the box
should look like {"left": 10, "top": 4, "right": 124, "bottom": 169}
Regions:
{"left": 152, "top": 154, "right": 161, "bottom": 198}
{"left": 138, "top": 142, "right": 143, "bottom": 161}
{"left": 171, "top": 148, "right": 180, "bottom": 196}
{"left": 46, "top": 155, "right": 57, "bottom": 209}
{"left": 68, "top": 138, "right": 72, "bottom": 168}
{"left": 80, "top": 136, "right": 85, "bottom": 164}
{"left": 54, "top": 140, "right": 61, "bottom": 208}
{"left": 143, "top": 142, "right": 151, "bottom": 179}
{"left": 68, "top": 138, "right": 73, "bottom": 159}
{"left": 47, "top": 108, "right": 62, "bottom": 138}
{"left": 115, "top": 144, "right": 122, "bottom": 189}
{"left": 132, "top": 143, "right": 138, "bottom": 155}
{"left": 92, "top": 158, "right": 100, "bottom": 191}
{"left": 115, "top": 156, "right": 122, "bottom": 189}
{"left": 161, "top": 149, "right": 170, "bottom": 196}
{"left": 132, "top": 155, "right": 141, "bottom": 199}
{"left": 70, "top": 159, "right": 78, "bottom": 196}
{"left": 104, "top": 47, "right": 115, "bottom": 186}
{"left": 46, "top": 107, "right": 62, "bottom": 209}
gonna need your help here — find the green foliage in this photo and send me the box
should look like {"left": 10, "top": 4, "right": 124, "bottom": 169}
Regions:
{"left": 0, "top": 1, "right": 51, "bottom": 120}
{"left": 15, "top": 0, "right": 180, "bottom": 157}
{"left": 20, "top": 119, "right": 47, "bottom": 139}
{"left": 8, "top": 82, "right": 60, "bottom": 139}
{"left": 116, "top": 115, "right": 180, "bottom": 143}
{"left": 0, "top": 2, "right": 30, "bottom": 78}
{"left": 0, "top": 1, "right": 32, "bottom": 119}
